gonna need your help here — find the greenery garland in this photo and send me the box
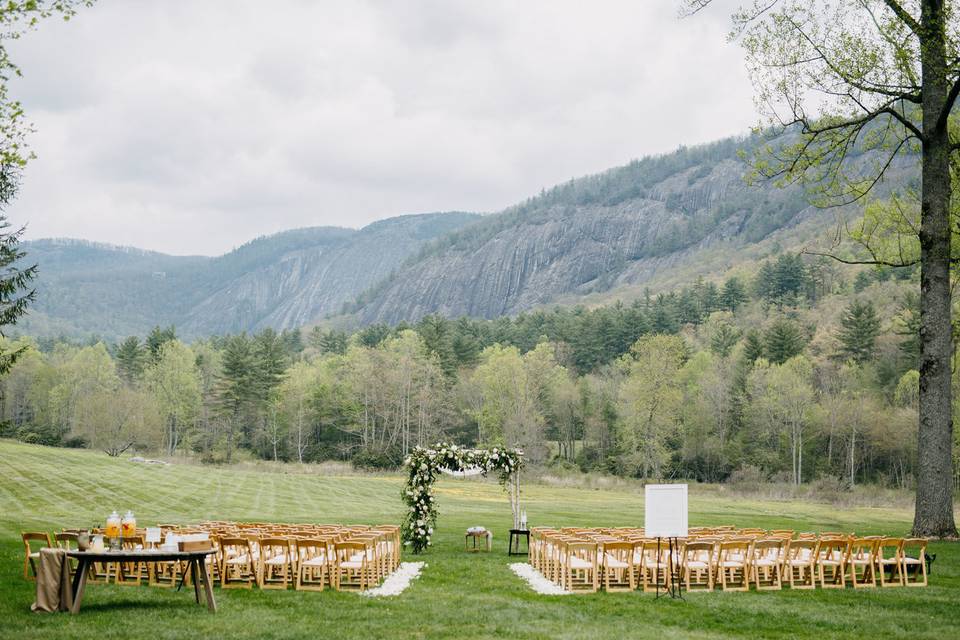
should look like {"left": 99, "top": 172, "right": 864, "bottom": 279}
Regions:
{"left": 402, "top": 442, "right": 524, "bottom": 553}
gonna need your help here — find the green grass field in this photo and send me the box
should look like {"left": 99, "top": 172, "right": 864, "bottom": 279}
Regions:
{"left": 1, "top": 439, "right": 957, "bottom": 640}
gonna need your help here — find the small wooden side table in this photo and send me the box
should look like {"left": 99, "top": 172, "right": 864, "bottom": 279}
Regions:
{"left": 508, "top": 529, "right": 530, "bottom": 556}
{"left": 465, "top": 530, "right": 492, "bottom": 552}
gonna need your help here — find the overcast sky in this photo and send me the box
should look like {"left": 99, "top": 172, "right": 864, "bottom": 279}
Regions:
{"left": 6, "top": 0, "right": 754, "bottom": 256}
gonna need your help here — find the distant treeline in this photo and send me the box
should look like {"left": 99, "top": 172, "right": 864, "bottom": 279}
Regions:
{"left": 2, "top": 253, "right": 943, "bottom": 491}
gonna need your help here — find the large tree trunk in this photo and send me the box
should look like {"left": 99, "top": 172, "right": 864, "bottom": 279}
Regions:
{"left": 914, "top": 0, "right": 958, "bottom": 538}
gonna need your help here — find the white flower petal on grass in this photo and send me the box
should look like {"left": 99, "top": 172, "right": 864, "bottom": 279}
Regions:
{"left": 360, "top": 562, "right": 425, "bottom": 598}
{"left": 509, "top": 563, "right": 571, "bottom": 595}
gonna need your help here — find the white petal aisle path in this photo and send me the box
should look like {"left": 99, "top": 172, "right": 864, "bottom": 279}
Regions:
{"left": 360, "top": 562, "right": 426, "bottom": 597}
{"left": 509, "top": 563, "right": 571, "bottom": 595}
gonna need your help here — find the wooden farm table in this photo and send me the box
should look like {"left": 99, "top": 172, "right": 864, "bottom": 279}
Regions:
{"left": 66, "top": 549, "right": 217, "bottom": 614}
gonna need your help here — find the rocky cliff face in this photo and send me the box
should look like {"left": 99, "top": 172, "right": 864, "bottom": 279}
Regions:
{"left": 353, "top": 152, "right": 815, "bottom": 325}
{"left": 180, "top": 213, "right": 478, "bottom": 335}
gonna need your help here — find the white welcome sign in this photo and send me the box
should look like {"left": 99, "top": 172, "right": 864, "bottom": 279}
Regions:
{"left": 644, "top": 483, "right": 688, "bottom": 538}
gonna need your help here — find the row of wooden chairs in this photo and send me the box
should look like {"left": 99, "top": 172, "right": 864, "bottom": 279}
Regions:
{"left": 528, "top": 527, "right": 930, "bottom": 593}
{"left": 21, "top": 522, "right": 401, "bottom": 593}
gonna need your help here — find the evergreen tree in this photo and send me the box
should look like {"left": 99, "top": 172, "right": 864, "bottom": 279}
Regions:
{"left": 216, "top": 333, "right": 257, "bottom": 462}
{"left": 853, "top": 270, "right": 873, "bottom": 293}
{"left": 894, "top": 292, "right": 921, "bottom": 367}
{"left": 764, "top": 319, "right": 806, "bottom": 365}
{"left": 753, "top": 261, "right": 778, "bottom": 302}
{"left": 451, "top": 317, "right": 482, "bottom": 368}
{"left": 741, "top": 329, "right": 764, "bottom": 365}
{"left": 253, "top": 328, "right": 288, "bottom": 400}
{"left": 115, "top": 336, "right": 145, "bottom": 385}
{"left": 774, "top": 254, "right": 807, "bottom": 302}
{"left": 146, "top": 325, "right": 176, "bottom": 362}
{"left": 318, "top": 329, "right": 348, "bottom": 355}
{"left": 357, "top": 323, "right": 390, "bottom": 347}
{"left": 836, "top": 300, "right": 881, "bottom": 364}
{"left": 649, "top": 295, "right": 678, "bottom": 334}
{"left": 0, "top": 217, "right": 35, "bottom": 375}
{"left": 307, "top": 326, "right": 325, "bottom": 351}
{"left": 720, "top": 276, "right": 749, "bottom": 312}
{"left": 710, "top": 322, "right": 742, "bottom": 358}
{"left": 417, "top": 314, "right": 457, "bottom": 378}
{"left": 280, "top": 328, "right": 304, "bottom": 355}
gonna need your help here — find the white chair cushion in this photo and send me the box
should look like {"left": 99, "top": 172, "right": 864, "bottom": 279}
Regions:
{"left": 569, "top": 557, "right": 593, "bottom": 570}
{"left": 302, "top": 557, "right": 327, "bottom": 568}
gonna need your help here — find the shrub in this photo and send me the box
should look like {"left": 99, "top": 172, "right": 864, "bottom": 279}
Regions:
{"left": 351, "top": 447, "right": 402, "bottom": 471}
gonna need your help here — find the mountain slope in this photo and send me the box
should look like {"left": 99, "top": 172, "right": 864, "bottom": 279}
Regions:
{"left": 350, "top": 136, "right": 912, "bottom": 325}
{"left": 19, "top": 212, "right": 479, "bottom": 339}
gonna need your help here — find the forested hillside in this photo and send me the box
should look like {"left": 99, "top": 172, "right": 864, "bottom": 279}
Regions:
{"left": 4, "top": 250, "right": 948, "bottom": 492}
{"left": 18, "top": 212, "right": 478, "bottom": 339}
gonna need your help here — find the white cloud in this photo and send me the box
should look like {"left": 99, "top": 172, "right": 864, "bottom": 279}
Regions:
{"left": 6, "top": 0, "right": 755, "bottom": 255}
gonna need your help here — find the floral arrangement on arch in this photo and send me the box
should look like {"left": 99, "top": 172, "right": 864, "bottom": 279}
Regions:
{"left": 402, "top": 442, "right": 524, "bottom": 554}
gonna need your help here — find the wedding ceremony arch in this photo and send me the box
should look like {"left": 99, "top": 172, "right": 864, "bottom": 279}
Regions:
{"left": 402, "top": 443, "right": 524, "bottom": 553}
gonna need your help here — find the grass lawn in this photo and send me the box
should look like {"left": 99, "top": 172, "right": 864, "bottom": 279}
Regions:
{"left": 1, "top": 439, "right": 957, "bottom": 640}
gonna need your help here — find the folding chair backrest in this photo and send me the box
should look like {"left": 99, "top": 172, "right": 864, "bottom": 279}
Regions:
{"left": 22, "top": 531, "right": 53, "bottom": 548}
{"left": 788, "top": 539, "right": 818, "bottom": 561}
{"left": 753, "top": 538, "right": 784, "bottom": 559}
{"left": 55, "top": 532, "right": 79, "bottom": 549}
{"left": 849, "top": 537, "right": 877, "bottom": 560}
{"left": 877, "top": 537, "right": 903, "bottom": 560}
{"left": 902, "top": 538, "right": 927, "bottom": 559}
{"left": 602, "top": 541, "right": 633, "bottom": 565}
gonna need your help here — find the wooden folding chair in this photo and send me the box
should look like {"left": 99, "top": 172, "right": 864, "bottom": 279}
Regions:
{"left": 901, "top": 538, "right": 928, "bottom": 587}
{"left": 295, "top": 538, "right": 332, "bottom": 591}
{"left": 639, "top": 539, "right": 672, "bottom": 592}
{"left": 876, "top": 537, "right": 904, "bottom": 587}
{"left": 817, "top": 537, "right": 849, "bottom": 589}
{"left": 718, "top": 540, "right": 751, "bottom": 591}
{"left": 21, "top": 532, "right": 53, "bottom": 581}
{"left": 115, "top": 535, "right": 148, "bottom": 586}
{"left": 682, "top": 540, "right": 715, "bottom": 592}
{"left": 563, "top": 541, "right": 598, "bottom": 593}
{"left": 258, "top": 537, "right": 295, "bottom": 590}
{"left": 220, "top": 537, "right": 256, "bottom": 589}
{"left": 601, "top": 541, "right": 635, "bottom": 592}
{"left": 847, "top": 538, "right": 878, "bottom": 588}
{"left": 333, "top": 541, "right": 369, "bottom": 591}
{"left": 751, "top": 539, "right": 784, "bottom": 590}
{"left": 54, "top": 532, "right": 80, "bottom": 576}
{"left": 784, "top": 539, "right": 817, "bottom": 589}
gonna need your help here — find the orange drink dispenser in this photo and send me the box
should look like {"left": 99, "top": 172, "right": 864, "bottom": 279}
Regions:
{"left": 105, "top": 510, "right": 121, "bottom": 539}
{"left": 121, "top": 510, "right": 136, "bottom": 538}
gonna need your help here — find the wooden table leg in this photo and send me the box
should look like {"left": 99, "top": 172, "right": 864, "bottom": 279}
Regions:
{"left": 70, "top": 559, "right": 88, "bottom": 615}
{"left": 191, "top": 559, "right": 201, "bottom": 603}
{"left": 197, "top": 557, "right": 217, "bottom": 613}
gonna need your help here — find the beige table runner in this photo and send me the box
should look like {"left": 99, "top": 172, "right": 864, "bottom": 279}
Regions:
{"left": 31, "top": 547, "right": 74, "bottom": 613}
